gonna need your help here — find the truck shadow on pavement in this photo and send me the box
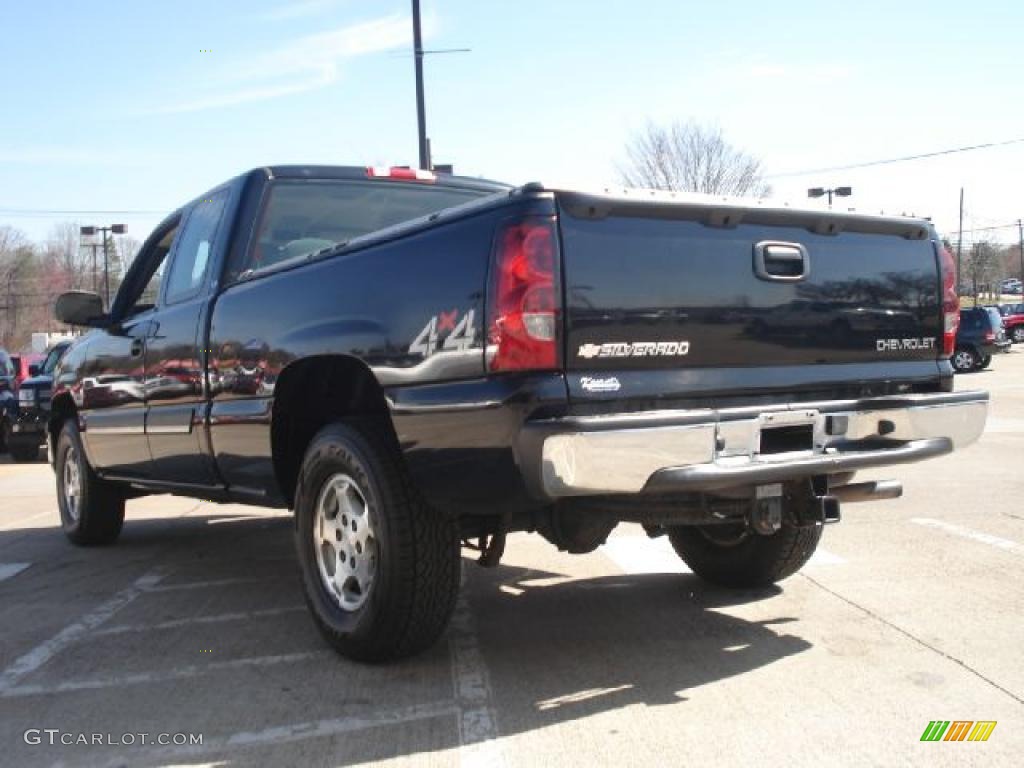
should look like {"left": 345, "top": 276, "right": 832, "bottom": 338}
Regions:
{"left": 0, "top": 513, "right": 811, "bottom": 767}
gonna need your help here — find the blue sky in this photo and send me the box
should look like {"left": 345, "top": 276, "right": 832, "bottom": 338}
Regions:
{"left": 1, "top": 0, "right": 1022, "bottom": 245}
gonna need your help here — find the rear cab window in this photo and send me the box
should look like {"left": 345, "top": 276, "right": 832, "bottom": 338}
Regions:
{"left": 239, "top": 180, "right": 489, "bottom": 278}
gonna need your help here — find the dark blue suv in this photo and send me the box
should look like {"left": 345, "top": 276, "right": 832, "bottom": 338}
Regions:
{"left": 953, "top": 307, "right": 1010, "bottom": 372}
{"left": 0, "top": 348, "right": 19, "bottom": 453}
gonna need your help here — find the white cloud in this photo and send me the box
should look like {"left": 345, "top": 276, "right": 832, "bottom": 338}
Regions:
{"left": 260, "top": 0, "right": 349, "bottom": 21}
{"left": 748, "top": 62, "right": 851, "bottom": 81}
{"left": 0, "top": 147, "right": 161, "bottom": 166}
{"left": 155, "top": 14, "right": 412, "bottom": 114}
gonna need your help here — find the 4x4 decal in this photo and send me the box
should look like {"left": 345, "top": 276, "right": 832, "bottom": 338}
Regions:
{"left": 410, "top": 309, "right": 476, "bottom": 358}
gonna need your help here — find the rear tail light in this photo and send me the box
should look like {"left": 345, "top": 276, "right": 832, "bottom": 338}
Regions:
{"left": 366, "top": 166, "right": 436, "bottom": 182}
{"left": 984, "top": 330, "right": 995, "bottom": 342}
{"left": 486, "top": 217, "right": 561, "bottom": 372}
{"left": 938, "top": 245, "right": 959, "bottom": 357}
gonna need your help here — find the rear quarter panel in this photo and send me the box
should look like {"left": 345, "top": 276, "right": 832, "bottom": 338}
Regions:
{"left": 207, "top": 195, "right": 558, "bottom": 505}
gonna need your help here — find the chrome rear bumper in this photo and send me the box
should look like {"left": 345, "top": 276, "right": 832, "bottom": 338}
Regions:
{"left": 525, "top": 391, "right": 988, "bottom": 498}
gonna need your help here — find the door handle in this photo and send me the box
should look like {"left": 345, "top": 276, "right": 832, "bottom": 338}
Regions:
{"left": 753, "top": 241, "right": 810, "bottom": 282}
{"left": 130, "top": 339, "right": 144, "bottom": 358}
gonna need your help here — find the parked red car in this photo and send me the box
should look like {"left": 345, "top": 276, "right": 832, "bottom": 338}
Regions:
{"left": 8, "top": 353, "right": 43, "bottom": 391}
{"left": 992, "top": 303, "right": 1024, "bottom": 343}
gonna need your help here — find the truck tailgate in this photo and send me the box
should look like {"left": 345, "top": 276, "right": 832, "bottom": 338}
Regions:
{"left": 556, "top": 191, "right": 943, "bottom": 404}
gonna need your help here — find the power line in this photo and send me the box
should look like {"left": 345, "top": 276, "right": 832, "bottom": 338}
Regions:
{"left": 0, "top": 208, "right": 165, "bottom": 216}
{"left": 767, "top": 137, "right": 1024, "bottom": 179}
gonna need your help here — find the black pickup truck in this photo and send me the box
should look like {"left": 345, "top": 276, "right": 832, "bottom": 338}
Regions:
{"left": 50, "top": 165, "right": 988, "bottom": 661}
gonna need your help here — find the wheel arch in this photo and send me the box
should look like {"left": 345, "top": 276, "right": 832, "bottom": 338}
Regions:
{"left": 48, "top": 392, "right": 78, "bottom": 464}
{"left": 270, "top": 355, "right": 398, "bottom": 509}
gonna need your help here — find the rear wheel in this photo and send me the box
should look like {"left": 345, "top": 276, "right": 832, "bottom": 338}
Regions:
{"left": 667, "top": 520, "right": 823, "bottom": 588}
{"left": 1013, "top": 327, "right": 1024, "bottom": 343}
{"left": 55, "top": 420, "right": 125, "bottom": 545}
{"left": 952, "top": 347, "right": 976, "bottom": 373}
{"left": 294, "top": 421, "right": 460, "bottom": 662}
{"left": 0, "top": 416, "right": 9, "bottom": 452}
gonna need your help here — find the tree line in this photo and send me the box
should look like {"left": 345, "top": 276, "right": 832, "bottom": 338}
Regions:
{"left": 0, "top": 223, "right": 141, "bottom": 351}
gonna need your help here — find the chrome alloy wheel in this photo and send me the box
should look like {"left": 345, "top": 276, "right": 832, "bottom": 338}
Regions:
{"left": 953, "top": 350, "right": 973, "bottom": 371}
{"left": 313, "top": 473, "right": 378, "bottom": 612}
{"left": 63, "top": 445, "right": 82, "bottom": 522}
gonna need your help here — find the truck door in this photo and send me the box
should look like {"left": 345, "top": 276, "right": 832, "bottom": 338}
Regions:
{"left": 80, "top": 220, "right": 181, "bottom": 476}
{"left": 143, "top": 192, "right": 228, "bottom": 486}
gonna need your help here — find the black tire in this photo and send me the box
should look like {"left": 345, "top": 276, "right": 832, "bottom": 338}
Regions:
{"left": 978, "top": 354, "right": 992, "bottom": 370}
{"left": 55, "top": 420, "right": 125, "bottom": 546}
{"left": 667, "top": 520, "right": 823, "bottom": 588}
{"left": 0, "top": 416, "right": 9, "bottom": 453}
{"left": 1012, "top": 326, "right": 1024, "bottom": 343}
{"left": 9, "top": 440, "right": 40, "bottom": 462}
{"left": 294, "top": 421, "right": 459, "bottom": 662}
{"left": 951, "top": 347, "right": 976, "bottom": 373}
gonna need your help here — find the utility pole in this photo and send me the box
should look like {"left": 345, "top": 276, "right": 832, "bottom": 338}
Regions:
{"left": 957, "top": 187, "right": 964, "bottom": 290}
{"left": 1018, "top": 218, "right": 1023, "bottom": 302}
{"left": 412, "top": 0, "right": 429, "bottom": 170}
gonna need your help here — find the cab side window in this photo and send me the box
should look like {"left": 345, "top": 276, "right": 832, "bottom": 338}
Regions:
{"left": 164, "top": 192, "right": 228, "bottom": 304}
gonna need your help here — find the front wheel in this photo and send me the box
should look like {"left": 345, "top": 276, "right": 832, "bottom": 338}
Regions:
{"left": 952, "top": 347, "right": 976, "bottom": 373}
{"left": 294, "top": 421, "right": 460, "bottom": 662}
{"left": 55, "top": 420, "right": 125, "bottom": 545}
{"left": 667, "top": 521, "right": 823, "bottom": 588}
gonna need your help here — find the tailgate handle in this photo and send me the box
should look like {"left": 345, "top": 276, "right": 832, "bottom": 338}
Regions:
{"left": 754, "top": 241, "right": 810, "bottom": 282}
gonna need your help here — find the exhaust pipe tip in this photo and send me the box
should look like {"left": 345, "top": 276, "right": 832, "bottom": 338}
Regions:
{"left": 831, "top": 480, "right": 903, "bottom": 503}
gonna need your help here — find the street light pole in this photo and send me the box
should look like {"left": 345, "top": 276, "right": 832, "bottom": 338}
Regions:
{"left": 101, "top": 228, "right": 111, "bottom": 308}
{"left": 807, "top": 186, "right": 853, "bottom": 210}
{"left": 412, "top": 0, "right": 429, "bottom": 170}
{"left": 80, "top": 224, "right": 125, "bottom": 309}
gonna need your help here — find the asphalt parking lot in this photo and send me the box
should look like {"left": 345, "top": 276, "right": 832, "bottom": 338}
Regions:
{"left": 1, "top": 356, "right": 1022, "bottom": 767}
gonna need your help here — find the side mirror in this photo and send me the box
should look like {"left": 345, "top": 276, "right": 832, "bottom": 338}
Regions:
{"left": 55, "top": 291, "right": 107, "bottom": 328}
{"left": 28, "top": 363, "right": 41, "bottom": 377}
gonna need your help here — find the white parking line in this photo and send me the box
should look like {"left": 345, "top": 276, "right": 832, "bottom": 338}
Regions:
{"left": 0, "top": 566, "right": 167, "bottom": 693}
{"left": 912, "top": 517, "right": 1024, "bottom": 555}
{"left": 603, "top": 535, "right": 845, "bottom": 575}
{"left": 93, "top": 605, "right": 307, "bottom": 636}
{"left": 145, "top": 576, "right": 271, "bottom": 593}
{"left": 0, "top": 563, "right": 31, "bottom": 583}
{"left": 449, "top": 593, "right": 506, "bottom": 768}
{"left": 94, "top": 701, "right": 459, "bottom": 767}
{"left": 0, "top": 509, "right": 54, "bottom": 532}
{"left": 603, "top": 536, "right": 689, "bottom": 575}
{"left": 1, "top": 651, "right": 328, "bottom": 698}
{"left": 984, "top": 417, "right": 1024, "bottom": 433}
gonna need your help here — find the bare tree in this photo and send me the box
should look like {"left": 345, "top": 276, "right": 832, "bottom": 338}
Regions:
{"left": 0, "top": 228, "right": 37, "bottom": 348}
{"left": 963, "top": 241, "right": 1000, "bottom": 302}
{"left": 620, "top": 120, "right": 771, "bottom": 197}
